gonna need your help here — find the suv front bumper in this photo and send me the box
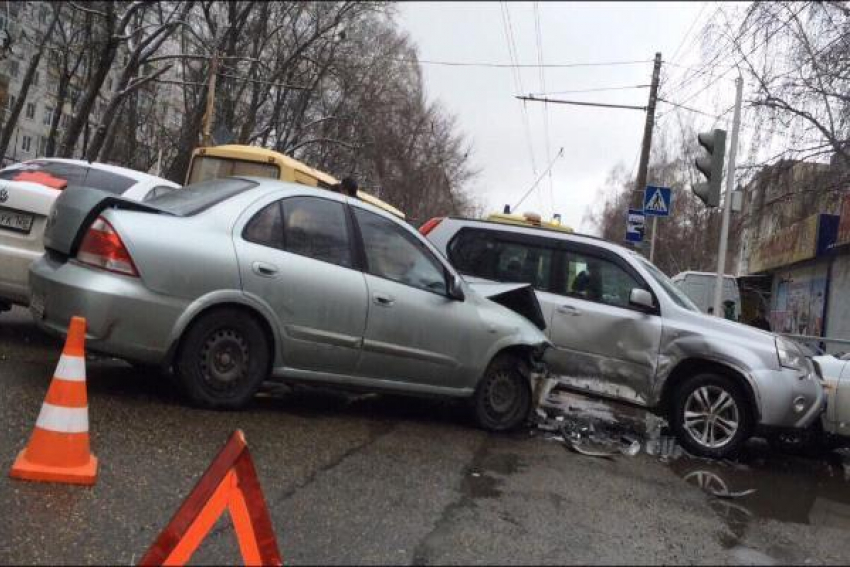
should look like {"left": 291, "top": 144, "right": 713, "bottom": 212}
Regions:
{"left": 751, "top": 366, "right": 826, "bottom": 430}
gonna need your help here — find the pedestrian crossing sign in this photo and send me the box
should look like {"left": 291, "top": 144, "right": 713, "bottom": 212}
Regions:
{"left": 643, "top": 186, "right": 672, "bottom": 217}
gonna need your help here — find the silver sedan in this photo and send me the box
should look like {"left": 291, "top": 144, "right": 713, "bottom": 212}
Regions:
{"left": 29, "top": 178, "right": 550, "bottom": 430}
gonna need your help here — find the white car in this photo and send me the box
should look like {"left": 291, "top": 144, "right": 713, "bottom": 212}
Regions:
{"left": 813, "top": 354, "right": 850, "bottom": 440}
{"left": 0, "top": 158, "right": 179, "bottom": 310}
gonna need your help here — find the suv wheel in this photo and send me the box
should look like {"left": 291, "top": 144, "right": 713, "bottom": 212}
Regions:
{"left": 176, "top": 308, "right": 270, "bottom": 409}
{"left": 472, "top": 354, "right": 531, "bottom": 431}
{"left": 670, "top": 373, "right": 753, "bottom": 458}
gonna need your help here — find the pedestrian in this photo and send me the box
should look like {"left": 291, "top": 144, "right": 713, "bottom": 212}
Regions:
{"left": 723, "top": 300, "right": 737, "bottom": 321}
{"left": 332, "top": 176, "right": 359, "bottom": 198}
{"left": 750, "top": 309, "right": 772, "bottom": 332}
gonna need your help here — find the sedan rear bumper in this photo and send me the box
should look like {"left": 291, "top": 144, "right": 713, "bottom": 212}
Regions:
{"left": 29, "top": 255, "right": 188, "bottom": 364}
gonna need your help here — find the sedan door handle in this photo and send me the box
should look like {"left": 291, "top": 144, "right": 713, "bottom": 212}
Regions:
{"left": 252, "top": 261, "right": 279, "bottom": 277}
{"left": 557, "top": 305, "right": 582, "bottom": 316}
{"left": 373, "top": 292, "right": 395, "bottom": 307}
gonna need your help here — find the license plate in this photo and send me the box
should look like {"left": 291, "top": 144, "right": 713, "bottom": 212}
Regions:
{"left": 0, "top": 206, "right": 34, "bottom": 234}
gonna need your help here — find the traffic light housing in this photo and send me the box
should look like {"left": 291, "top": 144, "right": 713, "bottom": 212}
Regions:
{"left": 693, "top": 129, "right": 727, "bottom": 207}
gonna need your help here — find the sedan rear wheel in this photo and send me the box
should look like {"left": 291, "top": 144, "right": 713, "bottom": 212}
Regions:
{"left": 176, "top": 308, "right": 270, "bottom": 409}
{"left": 670, "top": 373, "right": 752, "bottom": 459}
{"left": 473, "top": 354, "right": 531, "bottom": 432}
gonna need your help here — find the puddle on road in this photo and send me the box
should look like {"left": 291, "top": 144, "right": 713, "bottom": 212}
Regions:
{"left": 537, "top": 385, "right": 850, "bottom": 537}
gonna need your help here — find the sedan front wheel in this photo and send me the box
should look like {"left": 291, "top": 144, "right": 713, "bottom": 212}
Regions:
{"left": 472, "top": 354, "right": 531, "bottom": 432}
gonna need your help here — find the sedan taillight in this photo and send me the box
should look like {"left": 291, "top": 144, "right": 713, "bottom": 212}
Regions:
{"left": 76, "top": 216, "right": 139, "bottom": 277}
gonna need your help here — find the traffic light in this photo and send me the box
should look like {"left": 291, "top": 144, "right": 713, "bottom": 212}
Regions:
{"left": 693, "top": 129, "right": 727, "bottom": 207}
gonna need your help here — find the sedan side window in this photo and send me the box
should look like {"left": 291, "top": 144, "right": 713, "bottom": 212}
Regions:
{"left": 561, "top": 251, "right": 642, "bottom": 309}
{"left": 353, "top": 207, "right": 447, "bottom": 294}
{"left": 243, "top": 201, "right": 283, "bottom": 249}
{"left": 282, "top": 197, "right": 352, "bottom": 268}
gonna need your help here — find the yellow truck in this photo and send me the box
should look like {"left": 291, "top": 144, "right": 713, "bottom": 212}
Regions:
{"left": 186, "top": 145, "right": 405, "bottom": 219}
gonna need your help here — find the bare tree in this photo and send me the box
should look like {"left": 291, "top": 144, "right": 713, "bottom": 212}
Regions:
{"left": 0, "top": 4, "right": 59, "bottom": 159}
{"left": 89, "top": 0, "right": 193, "bottom": 161}
{"left": 56, "top": 1, "right": 148, "bottom": 158}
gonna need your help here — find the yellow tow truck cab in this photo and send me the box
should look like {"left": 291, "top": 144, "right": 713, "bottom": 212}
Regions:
{"left": 186, "top": 145, "right": 405, "bottom": 219}
{"left": 485, "top": 211, "right": 573, "bottom": 233}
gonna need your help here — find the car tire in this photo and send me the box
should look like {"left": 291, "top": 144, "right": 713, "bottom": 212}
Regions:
{"left": 670, "top": 372, "right": 753, "bottom": 459}
{"left": 175, "top": 308, "right": 270, "bottom": 410}
{"left": 472, "top": 354, "right": 531, "bottom": 432}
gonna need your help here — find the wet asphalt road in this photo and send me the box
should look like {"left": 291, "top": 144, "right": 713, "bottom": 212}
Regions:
{"left": 2, "top": 306, "right": 850, "bottom": 565}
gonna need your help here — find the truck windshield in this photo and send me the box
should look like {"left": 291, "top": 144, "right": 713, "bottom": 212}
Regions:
{"left": 636, "top": 257, "right": 699, "bottom": 312}
{"left": 187, "top": 156, "right": 280, "bottom": 184}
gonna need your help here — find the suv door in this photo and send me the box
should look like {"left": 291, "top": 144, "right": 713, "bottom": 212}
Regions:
{"left": 541, "top": 245, "right": 663, "bottom": 405}
{"left": 233, "top": 196, "right": 368, "bottom": 374}
{"left": 351, "top": 206, "right": 478, "bottom": 389}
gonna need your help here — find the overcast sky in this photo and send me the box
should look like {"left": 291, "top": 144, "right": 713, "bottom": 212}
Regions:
{"left": 397, "top": 1, "right": 711, "bottom": 233}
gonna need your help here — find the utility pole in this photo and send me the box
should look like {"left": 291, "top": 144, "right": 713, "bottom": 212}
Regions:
{"left": 201, "top": 51, "right": 219, "bottom": 147}
{"left": 634, "top": 52, "right": 662, "bottom": 207}
{"left": 712, "top": 76, "right": 744, "bottom": 317}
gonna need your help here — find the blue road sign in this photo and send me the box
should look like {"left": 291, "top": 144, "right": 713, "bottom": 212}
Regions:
{"left": 626, "top": 209, "right": 645, "bottom": 243}
{"left": 643, "top": 186, "right": 672, "bottom": 217}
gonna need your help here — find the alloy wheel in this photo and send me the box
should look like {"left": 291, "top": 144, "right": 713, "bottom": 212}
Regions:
{"left": 683, "top": 385, "right": 740, "bottom": 449}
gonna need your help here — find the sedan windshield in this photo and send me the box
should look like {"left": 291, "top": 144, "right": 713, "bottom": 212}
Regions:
{"left": 636, "top": 256, "right": 699, "bottom": 312}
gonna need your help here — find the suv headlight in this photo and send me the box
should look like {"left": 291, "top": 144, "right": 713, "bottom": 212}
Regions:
{"left": 775, "top": 337, "right": 810, "bottom": 373}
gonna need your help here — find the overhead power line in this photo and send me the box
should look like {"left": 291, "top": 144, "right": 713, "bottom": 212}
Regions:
{"left": 500, "top": 1, "right": 539, "bottom": 185}
{"left": 517, "top": 95, "right": 646, "bottom": 111}
{"left": 390, "top": 58, "right": 654, "bottom": 69}
{"left": 657, "top": 97, "right": 734, "bottom": 120}
{"left": 669, "top": 2, "right": 711, "bottom": 65}
{"left": 533, "top": 0, "right": 554, "bottom": 216}
{"left": 514, "top": 147, "right": 565, "bottom": 211}
{"left": 531, "top": 84, "right": 650, "bottom": 96}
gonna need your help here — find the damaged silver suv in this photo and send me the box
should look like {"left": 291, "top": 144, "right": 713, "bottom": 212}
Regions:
{"left": 424, "top": 216, "right": 826, "bottom": 458}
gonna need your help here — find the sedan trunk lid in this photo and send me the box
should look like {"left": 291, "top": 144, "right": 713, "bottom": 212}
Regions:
{"left": 43, "top": 186, "right": 169, "bottom": 258}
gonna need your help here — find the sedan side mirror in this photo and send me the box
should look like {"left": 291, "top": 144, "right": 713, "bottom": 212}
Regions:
{"left": 629, "top": 288, "right": 654, "bottom": 310}
{"left": 448, "top": 274, "right": 466, "bottom": 301}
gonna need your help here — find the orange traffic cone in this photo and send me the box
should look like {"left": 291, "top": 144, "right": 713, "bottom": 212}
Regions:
{"left": 10, "top": 316, "right": 98, "bottom": 485}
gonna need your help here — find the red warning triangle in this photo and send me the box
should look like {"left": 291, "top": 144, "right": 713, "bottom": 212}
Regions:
{"left": 139, "top": 430, "right": 282, "bottom": 566}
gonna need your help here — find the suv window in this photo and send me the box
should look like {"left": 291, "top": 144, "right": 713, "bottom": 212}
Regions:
{"left": 354, "top": 207, "right": 447, "bottom": 294}
{"left": 448, "top": 229, "right": 553, "bottom": 291}
{"left": 561, "top": 251, "right": 642, "bottom": 308}
{"left": 282, "top": 197, "right": 352, "bottom": 268}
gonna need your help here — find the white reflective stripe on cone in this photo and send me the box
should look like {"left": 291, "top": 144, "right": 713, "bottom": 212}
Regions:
{"left": 53, "top": 355, "right": 86, "bottom": 382}
{"left": 35, "top": 403, "right": 89, "bottom": 433}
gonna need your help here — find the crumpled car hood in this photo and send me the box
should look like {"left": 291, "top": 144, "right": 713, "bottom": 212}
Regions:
{"left": 467, "top": 279, "right": 547, "bottom": 331}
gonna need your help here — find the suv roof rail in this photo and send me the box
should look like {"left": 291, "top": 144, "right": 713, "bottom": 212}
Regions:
{"left": 441, "top": 215, "right": 616, "bottom": 245}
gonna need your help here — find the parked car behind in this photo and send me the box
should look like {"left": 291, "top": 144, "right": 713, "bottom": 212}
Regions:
{"left": 423, "top": 216, "right": 826, "bottom": 457}
{"left": 0, "top": 158, "right": 179, "bottom": 311}
{"left": 29, "top": 179, "right": 549, "bottom": 431}
{"left": 811, "top": 354, "right": 850, "bottom": 441}
{"left": 671, "top": 271, "right": 740, "bottom": 319}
